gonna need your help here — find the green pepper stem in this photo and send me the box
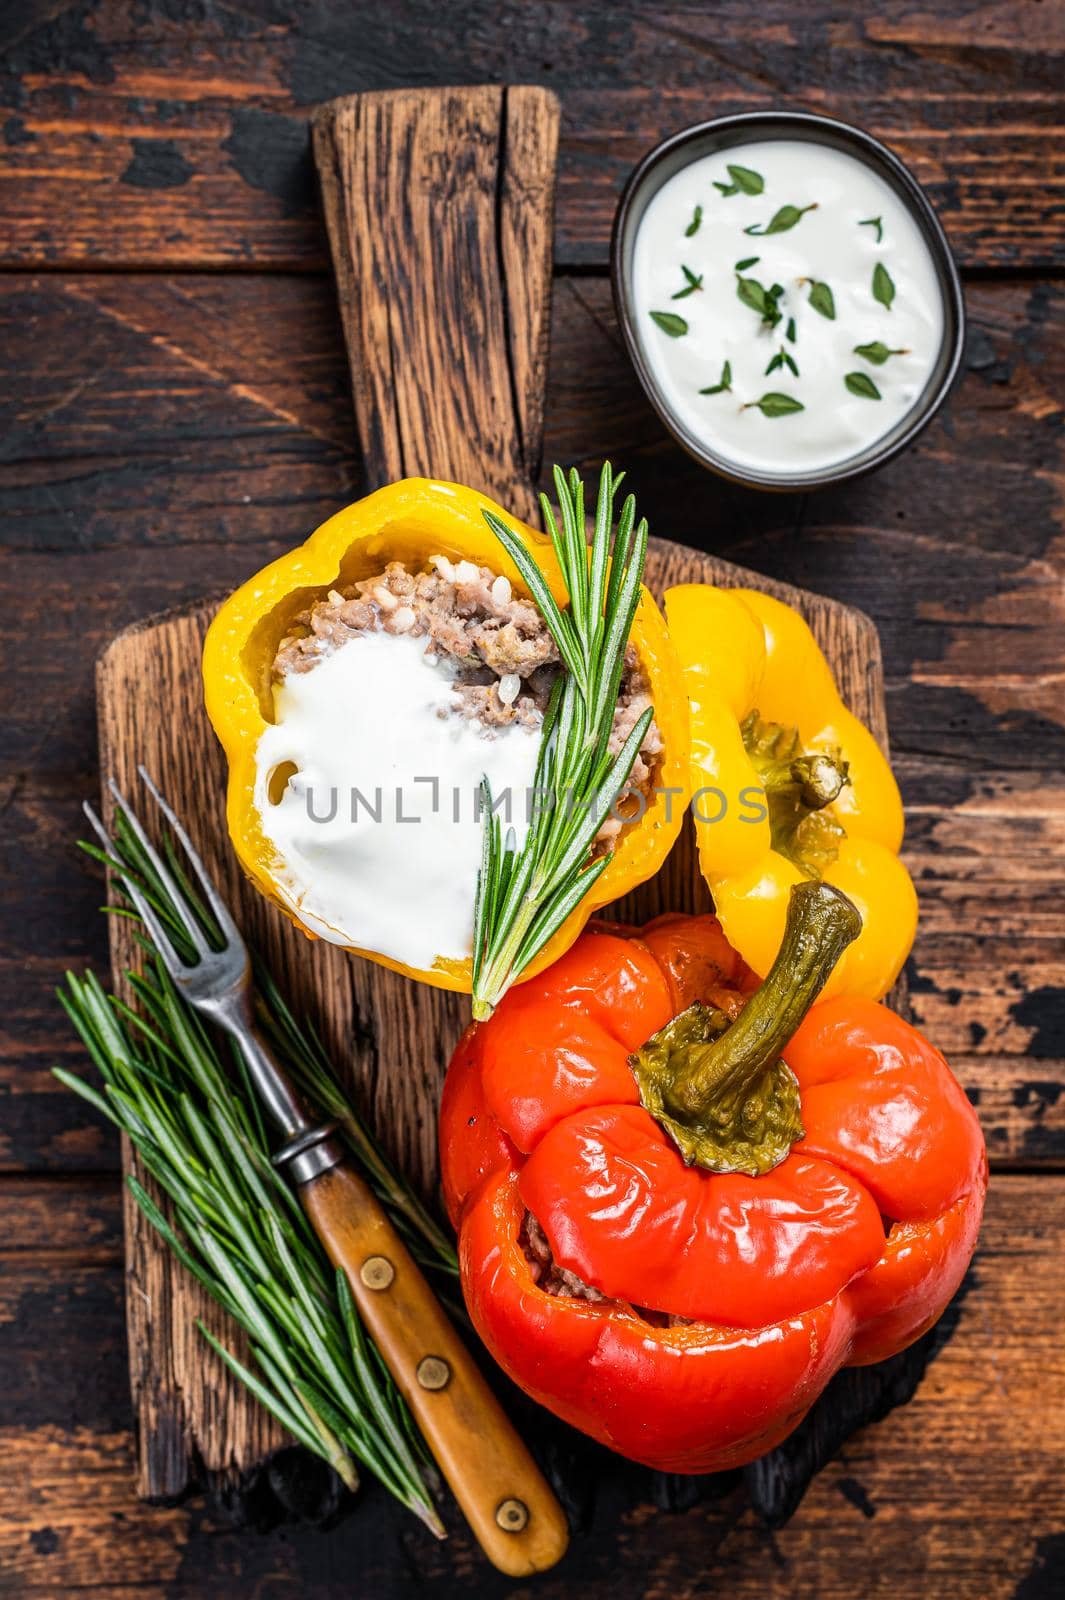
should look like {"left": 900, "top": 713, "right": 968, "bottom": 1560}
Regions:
{"left": 666, "top": 881, "right": 861, "bottom": 1121}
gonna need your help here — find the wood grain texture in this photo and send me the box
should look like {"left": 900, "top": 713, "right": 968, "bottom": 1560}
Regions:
{"left": 2, "top": 8, "right": 1064, "bottom": 1593}
{"left": 95, "top": 527, "right": 888, "bottom": 1500}
{"left": 2, "top": 1176, "right": 1061, "bottom": 1598}
{"left": 0, "top": 3, "right": 1061, "bottom": 270}
{"left": 2, "top": 273, "right": 1060, "bottom": 1173}
{"left": 313, "top": 86, "right": 558, "bottom": 520}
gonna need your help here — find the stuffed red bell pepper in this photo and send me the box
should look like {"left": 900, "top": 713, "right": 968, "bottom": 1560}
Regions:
{"left": 439, "top": 884, "right": 986, "bottom": 1473}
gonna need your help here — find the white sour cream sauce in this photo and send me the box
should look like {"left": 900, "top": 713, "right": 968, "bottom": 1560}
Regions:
{"left": 632, "top": 138, "right": 945, "bottom": 475}
{"left": 254, "top": 631, "right": 543, "bottom": 970}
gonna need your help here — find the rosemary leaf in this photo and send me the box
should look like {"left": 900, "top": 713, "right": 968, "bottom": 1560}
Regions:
{"left": 471, "top": 465, "right": 653, "bottom": 1019}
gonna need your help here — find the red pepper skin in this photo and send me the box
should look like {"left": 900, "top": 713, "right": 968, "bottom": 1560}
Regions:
{"left": 439, "top": 918, "right": 987, "bottom": 1473}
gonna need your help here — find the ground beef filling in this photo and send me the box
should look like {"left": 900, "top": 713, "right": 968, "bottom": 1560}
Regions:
{"left": 520, "top": 1211, "right": 690, "bottom": 1328}
{"left": 272, "top": 555, "right": 664, "bottom": 844}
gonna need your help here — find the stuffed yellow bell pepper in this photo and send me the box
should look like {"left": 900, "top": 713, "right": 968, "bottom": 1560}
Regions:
{"left": 664, "top": 584, "right": 916, "bottom": 1000}
{"left": 203, "top": 477, "right": 689, "bottom": 996}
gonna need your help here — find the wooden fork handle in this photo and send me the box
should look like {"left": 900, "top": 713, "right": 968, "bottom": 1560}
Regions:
{"left": 300, "top": 1162, "right": 569, "bottom": 1576}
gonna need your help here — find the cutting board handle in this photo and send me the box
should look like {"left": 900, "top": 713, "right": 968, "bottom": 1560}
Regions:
{"left": 313, "top": 85, "right": 560, "bottom": 525}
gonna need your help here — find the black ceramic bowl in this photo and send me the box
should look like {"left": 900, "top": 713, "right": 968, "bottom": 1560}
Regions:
{"left": 611, "top": 109, "right": 966, "bottom": 492}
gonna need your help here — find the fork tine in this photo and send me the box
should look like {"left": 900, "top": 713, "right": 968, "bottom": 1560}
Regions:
{"left": 136, "top": 765, "right": 244, "bottom": 953}
{"left": 82, "top": 799, "right": 188, "bottom": 975}
{"left": 106, "top": 778, "right": 211, "bottom": 960}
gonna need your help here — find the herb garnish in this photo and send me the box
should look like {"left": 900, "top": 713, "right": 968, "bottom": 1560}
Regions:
{"left": 671, "top": 264, "right": 704, "bottom": 300}
{"left": 59, "top": 812, "right": 454, "bottom": 1534}
{"left": 765, "top": 345, "right": 800, "bottom": 378}
{"left": 700, "top": 359, "right": 733, "bottom": 395}
{"left": 650, "top": 309, "right": 689, "bottom": 337}
{"left": 872, "top": 262, "right": 896, "bottom": 310}
{"left": 845, "top": 371, "right": 882, "bottom": 399}
{"left": 471, "top": 465, "right": 653, "bottom": 1020}
{"left": 736, "top": 273, "right": 785, "bottom": 329}
{"left": 744, "top": 202, "right": 817, "bottom": 237}
{"left": 742, "top": 392, "right": 805, "bottom": 417}
{"left": 714, "top": 163, "right": 764, "bottom": 196}
{"left": 786, "top": 316, "right": 797, "bottom": 344}
{"left": 806, "top": 280, "right": 836, "bottom": 320}
{"left": 735, "top": 255, "right": 760, "bottom": 271}
{"left": 685, "top": 203, "right": 703, "bottom": 237}
{"left": 853, "top": 340, "right": 909, "bottom": 365}
{"left": 859, "top": 216, "right": 884, "bottom": 243}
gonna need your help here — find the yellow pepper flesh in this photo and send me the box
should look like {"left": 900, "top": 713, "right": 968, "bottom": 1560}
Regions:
{"left": 204, "top": 478, "right": 690, "bottom": 994}
{"left": 664, "top": 583, "right": 917, "bottom": 1001}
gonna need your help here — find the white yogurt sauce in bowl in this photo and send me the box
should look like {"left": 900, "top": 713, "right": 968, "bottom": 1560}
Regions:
{"left": 615, "top": 116, "right": 963, "bottom": 488}
{"left": 254, "top": 630, "right": 542, "bottom": 971}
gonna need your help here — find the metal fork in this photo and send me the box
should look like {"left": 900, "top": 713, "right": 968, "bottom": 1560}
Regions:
{"left": 86, "top": 767, "right": 568, "bottom": 1578}
{"left": 86, "top": 768, "right": 344, "bottom": 1186}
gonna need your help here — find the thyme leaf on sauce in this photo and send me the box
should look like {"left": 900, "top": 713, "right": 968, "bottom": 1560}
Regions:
{"left": 742, "top": 392, "right": 805, "bottom": 417}
{"left": 671, "top": 264, "right": 704, "bottom": 300}
{"left": 845, "top": 371, "right": 883, "bottom": 399}
{"left": 714, "top": 163, "right": 764, "bottom": 197}
{"left": 806, "top": 279, "right": 836, "bottom": 320}
{"left": 736, "top": 274, "right": 785, "bottom": 329}
{"left": 744, "top": 202, "right": 817, "bottom": 237}
{"left": 853, "top": 340, "right": 909, "bottom": 365}
{"left": 872, "top": 262, "right": 896, "bottom": 310}
{"left": 764, "top": 346, "right": 800, "bottom": 378}
{"left": 699, "top": 359, "right": 733, "bottom": 395}
{"left": 685, "top": 203, "right": 703, "bottom": 237}
{"left": 650, "top": 309, "right": 689, "bottom": 337}
{"left": 859, "top": 216, "right": 884, "bottom": 243}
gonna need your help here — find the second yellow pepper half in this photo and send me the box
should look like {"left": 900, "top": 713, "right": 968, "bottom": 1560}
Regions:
{"left": 664, "top": 583, "right": 917, "bottom": 1000}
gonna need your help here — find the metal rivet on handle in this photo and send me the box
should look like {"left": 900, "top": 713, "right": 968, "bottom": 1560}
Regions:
{"left": 496, "top": 1498, "right": 529, "bottom": 1533}
{"left": 360, "top": 1255, "right": 395, "bottom": 1291}
{"left": 416, "top": 1355, "right": 451, "bottom": 1391}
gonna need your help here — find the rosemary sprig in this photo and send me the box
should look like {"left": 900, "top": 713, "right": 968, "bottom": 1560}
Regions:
{"left": 55, "top": 959, "right": 443, "bottom": 1534}
{"left": 471, "top": 464, "right": 653, "bottom": 1020}
{"left": 55, "top": 810, "right": 461, "bottom": 1533}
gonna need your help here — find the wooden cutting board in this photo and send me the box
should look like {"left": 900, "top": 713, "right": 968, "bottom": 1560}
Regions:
{"left": 96, "top": 85, "right": 897, "bottom": 1508}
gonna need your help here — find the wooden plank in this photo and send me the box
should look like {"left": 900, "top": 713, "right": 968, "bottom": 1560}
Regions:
{"left": 313, "top": 86, "right": 558, "bottom": 520}
{"left": 0, "top": 5, "right": 1062, "bottom": 271}
{"left": 1, "top": 1175, "right": 1061, "bottom": 1597}
{"left": 94, "top": 91, "right": 923, "bottom": 1513}
{"left": 1, "top": 273, "right": 1061, "bottom": 1173}
{"left": 94, "top": 535, "right": 887, "bottom": 1498}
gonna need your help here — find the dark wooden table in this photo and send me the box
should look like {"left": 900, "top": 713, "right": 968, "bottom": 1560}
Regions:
{"left": 2, "top": 4, "right": 1063, "bottom": 1597}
